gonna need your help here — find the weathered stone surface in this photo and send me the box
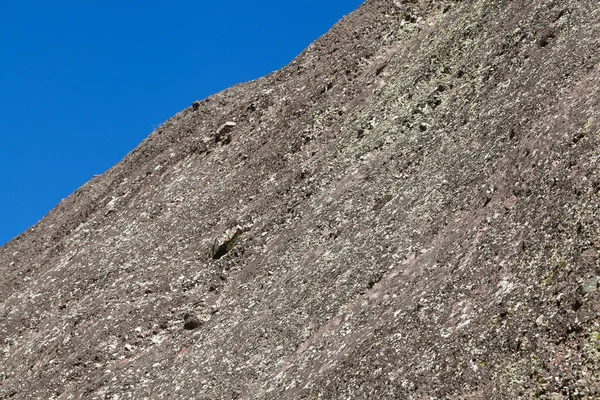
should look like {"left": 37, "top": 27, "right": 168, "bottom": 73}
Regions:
{"left": 1, "top": 0, "right": 600, "bottom": 398}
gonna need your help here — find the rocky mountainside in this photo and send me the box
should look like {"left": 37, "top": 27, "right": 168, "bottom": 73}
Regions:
{"left": 2, "top": 0, "right": 600, "bottom": 398}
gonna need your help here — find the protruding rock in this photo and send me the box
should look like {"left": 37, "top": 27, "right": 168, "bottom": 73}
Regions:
{"left": 212, "top": 225, "right": 245, "bottom": 260}
{"left": 216, "top": 121, "right": 236, "bottom": 144}
{"left": 375, "top": 62, "right": 387, "bottom": 76}
{"left": 503, "top": 195, "right": 518, "bottom": 210}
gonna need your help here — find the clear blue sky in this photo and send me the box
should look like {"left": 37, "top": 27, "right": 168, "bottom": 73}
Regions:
{"left": 0, "top": 1, "right": 364, "bottom": 246}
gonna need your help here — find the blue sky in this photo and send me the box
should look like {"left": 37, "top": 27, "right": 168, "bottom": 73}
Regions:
{"left": 0, "top": 1, "right": 364, "bottom": 246}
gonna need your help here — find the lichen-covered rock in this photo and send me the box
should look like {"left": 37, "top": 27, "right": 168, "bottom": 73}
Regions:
{"left": 1, "top": 0, "right": 600, "bottom": 398}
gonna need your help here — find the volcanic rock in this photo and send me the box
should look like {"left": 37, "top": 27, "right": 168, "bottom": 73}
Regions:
{"left": 1, "top": 0, "right": 600, "bottom": 398}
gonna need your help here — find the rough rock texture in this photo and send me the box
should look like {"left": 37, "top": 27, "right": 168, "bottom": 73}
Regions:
{"left": 2, "top": 0, "right": 600, "bottom": 398}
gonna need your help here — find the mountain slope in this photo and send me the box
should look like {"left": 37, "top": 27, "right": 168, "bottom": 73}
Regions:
{"left": 1, "top": 0, "right": 600, "bottom": 398}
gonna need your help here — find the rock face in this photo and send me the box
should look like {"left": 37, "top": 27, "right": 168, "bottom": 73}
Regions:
{"left": 1, "top": 0, "right": 600, "bottom": 398}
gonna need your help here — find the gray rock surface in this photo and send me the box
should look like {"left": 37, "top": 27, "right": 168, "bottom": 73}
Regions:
{"left": 1, "top": 0, "right": 600, "bottom": 398}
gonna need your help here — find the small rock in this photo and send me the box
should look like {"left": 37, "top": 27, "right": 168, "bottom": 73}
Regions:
{"left": 217, "top": 121, "right": 236, "bottom": 133}
{"left": 216, "top": 121, "right": 236, "bottom": 144}
{"left": 183, "top": 313, "right": 201, "bottom": 330}
{"left": 105, "top": 197, "right": 118, "bottom": 214}
{"left": 192, "top": 100, "right": 201, "bottom": 111}
{"left": 503, "top": 195, "right": 517, "bottom": 210}
{"left": 212, "top": 224, "right": 249, "bottom": 260}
